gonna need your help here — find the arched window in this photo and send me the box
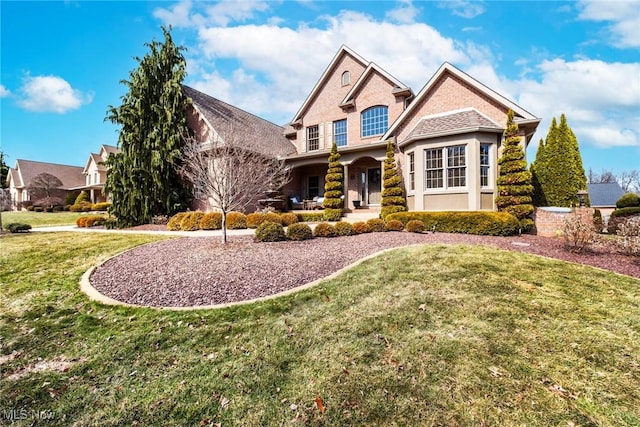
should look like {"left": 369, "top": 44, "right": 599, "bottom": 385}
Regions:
{"left": 361, "top": 106, "right": 388, "bottom": 137}
{"left": 341, "top": 71, "right": 350, "bottom": 86}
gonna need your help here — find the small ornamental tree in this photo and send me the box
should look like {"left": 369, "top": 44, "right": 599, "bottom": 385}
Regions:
{"left": 380, "top": 140, "right": 407, "bottom": 219}
{"left": 28, "top": 173, "right": 65, "bottom": 208}
{"left": 496, "top": 110, "right": 534, "bottom": 231}
{"left": 323, "top": 141, "right": 343, "bottom": 220}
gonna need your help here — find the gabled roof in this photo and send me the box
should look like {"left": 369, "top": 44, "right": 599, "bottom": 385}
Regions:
{"left": 183, "top": 85, "right": 296, "bottom": 157}
{"left": 339, "top": 62, "right": 412, "bottom": 109}
{"left": 382, "top": 62, "right": 539, "bottom": 141}
{"left": 290, "top": 45, "right": 369, "bottom": 124}
{"left": 83, "top": 153, "right": 105, "bottom": 174}
{"left": 11, "top": 159, "right": 84, "bottom": 190}
{"left": 399, "top": 108, "right": 502, "bottom": 146}
{"left": 588, "top": 182, "right": 626, "bottom": 207}
{"left": 7, "top": 167, "right": 21, "bottom": 187}
{"left": 100, "top": 144, "right": 120, "bottom": 156}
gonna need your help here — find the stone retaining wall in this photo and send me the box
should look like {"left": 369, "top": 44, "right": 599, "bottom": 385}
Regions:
{"left": 532, "top": 207, "right": 594, "bottom": 237}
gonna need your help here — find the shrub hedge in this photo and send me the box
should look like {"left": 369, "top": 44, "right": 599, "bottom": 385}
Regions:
{"left": 607, "top": 207, "right": 640, "bottom": 234}
{"left": 167, "top": 213, "right": 188, "bottom": 231}
{"left": 280, "top": 213, "right": 298, "bottom": 226}
{"left": 366, "top": 218, "right": 387, "bottom": 233}
{"left": 200, "top": 213, "right": 222, "bottom": 230}
{"left": 297, "top": 212, "right": 325, "bottom": 222}
{"left": 91, "top": 202, "right": 111, "bottom": 211}
{"left": 255, "top": 221, "right": 286, "bottom": 242}
{"left": 386, "top": 211, "right": 520, "bottom": 236}
{"left": 616, "top": 193, "right": 640, "bottom": 209}
{"left": 352, "top": 221, "right": 371, "bottom": 234}
{"left": 4, "top": 223, "right": 32, "bottom": 233}
{"left": 314, "top": 222, "right": 337, "bottom": 237}
{"left": 406, "top": 220, "right": 425, "bottom": 233}
{"left": 385, "top": 219, "right": 404, "bottom": 231}
{"left": 181, "top": 212, "right": 205, "bottom": 231}
{"left": 286, "top": 223, "right": 313, "bottom": 241}
{"left": 226, "top": 212, "right": 247, "bottom": 229}
{"left": 323, "top": 208, "right": 343, "bottom": 221}
{"left": 76, "top": 215, "right": 108, "bottom": 228}
{"left": 246, "top": 213, "right": 266, "bottom": 229}
{"left": 334, "top": 221, "right": 354, "bottom": 236}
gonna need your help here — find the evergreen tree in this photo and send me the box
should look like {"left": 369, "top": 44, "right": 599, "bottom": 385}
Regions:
{"left": 496, "top": 110, "right": 534, "bottom": 230}
{"left": 0, "top": 150, "right": 9, "bottom": 189}
{"left": 530, "top": 114, "right": 587, "bottom": 207}
{"left": 323, "top": 141, "right": 343, "bottom": 220}
{"left": 104, "top": 26, "right": 192, "bottom": 227}
{"left": 380, "top": 140, "right": 407, "bottom": 219}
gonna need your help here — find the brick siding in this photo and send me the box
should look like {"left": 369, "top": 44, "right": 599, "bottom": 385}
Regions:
{"left": 532, "top": 207, "right": 594, "bottom": 237}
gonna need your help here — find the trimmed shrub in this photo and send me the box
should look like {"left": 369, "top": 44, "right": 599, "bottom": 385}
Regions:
{"left": 286, "top": 223, "right": 313, "bottom": 241}
{"left": 52, "top": 205, "right": 64, "bottom": 212}
{"left": 33, "top": 206, "right": 44, "bottom": 212}
{"left": 65, "top": 191, "right": 80, "bottom": 206}
{"left": 74, "top": 191, "right": 89, "bottom": 205}
{"left": 406, "top": 220, "right": 425, "bottom": 233}
{"left": 280, "top": 212, "right": 298, "bottom": 226}
{"left": 593, "top": 209, "right": 604, "bottom": 233}
{"left": 226, "top": 212, "right": 247, "bottom": 229}
{"left": 297, "top": 212, "right": 325, "bottom": 222}
{"left": 255, "top": 221, "right": 286, "bottom": 242}
{"left": 180, "top": 212, "right": 205, "bottom": 231}
{"left": 167, "top": 212, "right": 188, "bottom": 231}
{"left": 380, "top": 140, "right": 407, "bottom": 219}
{"left": 91, "top": 202, "right": 111, "bottom": 211}
{"left": 616, "top": 193, "right": 640, "bottom": 209}
{"left": 200, "top": 212, "right": 222, "bottom": 230}
{"left": 264, "top": 212, "right": 283, "bottom": 225}
{"left": 323, "top": 208, "right": 343, "bottom": 222}
{"left": 385, "top": 219, "right": 404, "bottom": 232}
{"left": 334, "top": 221, "right": 354, "bottom": 236}
{"left": 352, "top": 221, "right": 371, "bottom": 234}
{"left": 608, "top": 207, "right": 640, "bottom": 234}
{"left": 247, "top": 212, "right": 267, "bottom": 229}
{"left": 367, "top": 218, "right": 387, "bottom": 233}
{"left": 314, "top": 222, "right": 337, "bottom": 237}
{"left": 563, "top": 214, "right": 597, "bottom": 253}
{"left": 76, "top": 215, "right": 107, "bottom": 228}
{"left": 616, "top": 217, "right": 640, "bottom": 257}
{"left": 4, "top": 223, "right": 32, "bottom": 233}
{"left": 70, "top": 201, "right": 93, "bottom": 212}
{"left": 387, "top": 211, "right": 520, "bottom": 236}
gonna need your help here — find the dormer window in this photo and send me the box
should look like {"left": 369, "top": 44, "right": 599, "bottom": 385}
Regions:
{"left": 341, "top": 71, "right": 350, "bottom": 86}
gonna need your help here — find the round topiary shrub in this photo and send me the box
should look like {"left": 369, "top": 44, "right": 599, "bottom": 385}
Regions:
{"left": 264, "top": 212, "right": 282, "bottom": 225}
{"left": 406, "top": 220, "right": 425, "bottom": 233}
{"left": 616, "top": 193, "right": 640, "bottom": 209}
{"left": 226, "top": 212, "right": 247, "bottom": 229}
{"left": 246, "top": 212, "right": 266, "bottom": 229}
{"left": 367, "top": 218, "right": 387, "bottom": 233}
{"left": 314, "top": 222, "right": 337, "bottom": 237}
{"left": 181, "top": 212, "right": 205, "bottom": 231}
{"left": 76, "top": 216, "right": 89, "bottom": 228}
{"left": 352, "top": 221, "right": 371, "bottom": 234}
{"left": 200, "top": 212, "right": 222, "bottom": 230}
{"left": 286, "top": 223, "right": 313, "bottom": 241}
{"left": 167, "top": 212, "right": 188, "bottom": 231}
{"left": 385, "top": 219, "right": 404, "bottom": 231}
{"left": 334, "top": 221, "right": 354, "bottom": 236}
{"left": 255, "top": 221, "right": 286, "bottom": 242}
{"left": 280, "top": 212, "right": 298, "bottom": 226}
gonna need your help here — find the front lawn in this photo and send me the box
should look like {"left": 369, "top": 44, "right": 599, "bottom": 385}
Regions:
{"left": 1, "top": 232, "right": 639, "bottom": 426}
{"left": 1, "top": 211, "right": 87, "bottom": 227}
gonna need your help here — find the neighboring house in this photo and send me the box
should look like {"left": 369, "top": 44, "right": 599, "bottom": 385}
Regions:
{"left": 588, "top": 182, "right": 626, "bottom": 223}
{"left": 79, "top": 144, "right": 120, "bottom": 203}
{"left": 6, "top": 160, "right": 85, "bottom": 209}
{"left": 185, "top": 45, "right": 540, "bottom": 212}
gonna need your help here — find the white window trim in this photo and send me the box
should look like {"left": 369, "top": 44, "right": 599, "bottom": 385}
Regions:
{"left": 407, "top": 151, "right": 415, "bottom": 194}
{"left": 423, "top": 143, "right": 468, "bottom": 194}
{"left": 480, "top": 143, "right": 494, "bottom": 190}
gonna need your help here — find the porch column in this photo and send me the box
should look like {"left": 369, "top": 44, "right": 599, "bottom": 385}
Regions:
{"left": 342, "top": 163, "right": 349, "bottom": 210}
{"left": 90, "top": 189, "right": 96, "bottom": 204}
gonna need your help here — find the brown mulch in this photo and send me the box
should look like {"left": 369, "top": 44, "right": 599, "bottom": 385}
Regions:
{"left": 89, "top": 232, "right": 640, "bottom": 308}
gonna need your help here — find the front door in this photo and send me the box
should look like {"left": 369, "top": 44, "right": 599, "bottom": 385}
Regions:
{"left": 366, "top": 167, "right": 381, "bottom": 205}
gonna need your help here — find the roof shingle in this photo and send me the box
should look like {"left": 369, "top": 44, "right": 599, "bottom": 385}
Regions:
{"left": 12, "top": 159, "right": 85, "bottom": 190}
{"left": 403, "top": 109, "right": 501, "bottom": 143}
{"left": 588, "top": 182, "right": 626, "bottom": 207}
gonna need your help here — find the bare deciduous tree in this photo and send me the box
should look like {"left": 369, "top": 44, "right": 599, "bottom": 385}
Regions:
{"left": 588, "top": 168, "right": 617, "bottom": 184}
{"left": 28, "top": 173, "right": 65, "bottom": 208}
{"left": 618, "top": 170, "right": 640, "bottom": 193}
{"left": 180, "top": 131, "right": 291, "bottom": 243}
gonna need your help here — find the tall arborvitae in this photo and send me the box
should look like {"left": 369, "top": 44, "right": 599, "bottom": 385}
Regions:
{"left": 104, "top": 26, "right": 192, "bottom": 227}
{"left": 323, "top": 141, "right": 343, "bottom": 220}
{"left": 496, "top": 109, "right": 534, "bottom": 230}
{"left": 380, "top": 140, "right": 407, "bottom": 219}
{"left": 530, "top": 114, "right": 587, "bottom": 207}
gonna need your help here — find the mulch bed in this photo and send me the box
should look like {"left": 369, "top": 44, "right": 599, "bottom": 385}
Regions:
{"left": 89, "top": 232, "right": 639, "bottom": 308}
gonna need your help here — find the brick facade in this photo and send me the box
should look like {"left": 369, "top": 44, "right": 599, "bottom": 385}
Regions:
{"left": 532, "top": 207, "right": 594, "bottom": 237}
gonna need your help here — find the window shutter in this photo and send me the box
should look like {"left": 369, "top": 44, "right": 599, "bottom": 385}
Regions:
{"left": 326, "top": 121, "right": 333, "bottom": 146}
{"left": 318, "top": 123, "right": 324, "bottom": 150}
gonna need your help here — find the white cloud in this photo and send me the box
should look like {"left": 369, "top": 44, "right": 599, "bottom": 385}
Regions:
{"left": 578, "top": 0, "right": 640, "bottom": 48}
{"left": 0, "top": 84, "right": 11, "bottom": 98}
{"left": 385, "top": 0, "right": 420, "bottom": 24}
{"left": 17, "top": 75, "right": 92, "bottom": 113}
{"left": 154, "top": 0, "right": 270, "bottom": 28}
{"left": 513, "top": 59, "right": 640, "bottom": 149}
{"left": 153, "top": 0, "right": 197, "bottom": 28}
{"left": 438, "top": 0, "right": 485, "bottom": 19}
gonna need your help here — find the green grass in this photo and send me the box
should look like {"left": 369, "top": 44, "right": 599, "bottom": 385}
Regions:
{"left": 1, "top": 232, "right": 639, "bottom": 426}
{"left": 1, "top": 211, "right": 88, "bottom": 227}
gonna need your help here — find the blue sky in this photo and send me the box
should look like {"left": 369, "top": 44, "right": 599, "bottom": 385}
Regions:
{"left": 1, "top": 0, "right": 639, "bottom": 177}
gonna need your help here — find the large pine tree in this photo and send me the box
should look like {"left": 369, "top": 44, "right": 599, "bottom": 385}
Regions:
{"left": 105, "top": 26, "right": 192, "bottom": 227}
{"left": 323, "top": 141, "right": 344, "bottom": 220}
{"left": 530, "top": 114, "right": 587, "bottom": 207}
{"left": 496, "top": 109, "right": 534, "bottom": 230}
{"left": 380, "top": 140, "right": 407, "bottom": 219}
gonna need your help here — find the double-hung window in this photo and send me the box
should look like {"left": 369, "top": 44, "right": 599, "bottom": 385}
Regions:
{"left": 424, "top": 145, "right": 466, "bottom": 190}
{"left": 361, "top": 106, "right": 388, "bottom": 137}
{"left": 333, "top": 119, "right": 347, "bottom": 147}
{"left": 408, "top": 152, "right": 415, "bottom": 191}
{"left": 306, "top": 125, "right": 319, "bottom": 151}
{"left": 480, "top": 144, "right": 490, "bottom": 188}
